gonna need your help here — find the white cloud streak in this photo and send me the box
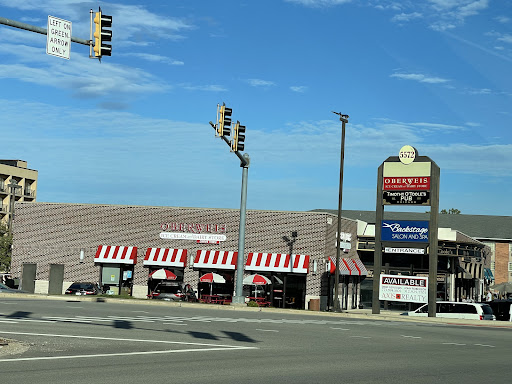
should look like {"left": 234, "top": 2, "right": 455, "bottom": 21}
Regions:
{"left": 390, "top": 72, "right": 451, "bottom": 84}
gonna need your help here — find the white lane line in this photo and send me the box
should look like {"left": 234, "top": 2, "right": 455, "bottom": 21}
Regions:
{"left": 255, "top": 329, "right": 279, "bottom": 332}
{"left": 401, "top": 335, "right": 422, "bottom": 339}
{"left": 66, "top": 306, "right": 83, "bottom": 309}
{"left": 0, "top": 346, "right": 258, "bottom": 363}
{"left": 330, "top": 327, "right": 350, "bottom": 331}
{"left": 163, "top": 323, "right": 187, "bottom": 326}
{"left": 0, "top": 320, "right": 17, "bottom": 323}
{"left": 0, "top": 330, "right": 248, "bottom": 348}
{"left": 474, "top": 344, "right": 495, "bottom": 348}
{"left": 132, "top": 311, "right": 149, "bottom": 314}
{"left": 442, "top": 343, "right": 466, "bottom": 346}
{"left": 349, "top": 336, "right": 371, "bottom": 339}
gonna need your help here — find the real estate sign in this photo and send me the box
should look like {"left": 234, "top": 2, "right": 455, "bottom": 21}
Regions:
{"left": 379, "top": 274, "right": 428, "bottom": 303}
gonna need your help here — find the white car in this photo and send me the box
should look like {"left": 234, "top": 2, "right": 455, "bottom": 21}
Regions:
{"left": 402, "top": 301, "right": 495, "bottom": 320}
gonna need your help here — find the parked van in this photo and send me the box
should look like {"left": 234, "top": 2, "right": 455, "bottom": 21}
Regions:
{"left": 401, "top": 301, "right": 495, "bottom": 320}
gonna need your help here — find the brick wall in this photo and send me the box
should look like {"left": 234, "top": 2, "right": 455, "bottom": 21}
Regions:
{"left": 494, "top": 242, "right": 509, "bottom": 284}
{"left": 11, "top": 202, "right": 358, "bottom": 298}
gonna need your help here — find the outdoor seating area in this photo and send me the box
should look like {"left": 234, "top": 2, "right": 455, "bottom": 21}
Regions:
{"left": 199, "top": 294, "right": 232, "bottom": 305}
{"left": 247, "top": 296, "right": 270, "bottom": 307}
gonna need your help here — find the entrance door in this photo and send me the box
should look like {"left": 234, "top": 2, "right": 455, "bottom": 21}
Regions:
{"left": 48, "top": 264, "right": 64, "bottom": 295}
{"left": 21, "top": 263, "right": 37, "bottom": 293}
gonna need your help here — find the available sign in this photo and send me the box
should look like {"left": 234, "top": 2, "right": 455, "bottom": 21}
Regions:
{"left": 381, "top": 220, "right": 429, "bottom": 243}
{"left": 383, "top": 191, "right": 430, "bottom": 205}
{"left": 379, "top": 274, "right": 428, "bottom": 303}
{"left": 383, "top": 177, "right": 430, "bottom": 191}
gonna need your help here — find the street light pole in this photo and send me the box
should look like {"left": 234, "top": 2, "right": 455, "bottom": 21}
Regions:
{"left": 332, "top": 112, "right": 349, "bottom": 312}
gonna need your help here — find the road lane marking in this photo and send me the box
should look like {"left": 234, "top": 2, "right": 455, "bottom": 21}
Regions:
{"left": 474, "top": 344, "right": 495, "bottom": 348}
{"left": 401, "top": 335, "right": 421, "bottom": 339}
{"left": 255, "top": 329, "right": 279, "bottom": 332}
{"left": 330, "top": 327, "right": 350, "bottom": 330}
{"left": 349, "top": 336, "right": 371, "bottom": 339}
{"left": 442, "top": 343, "right": 466, "bottom": 346}
{"left": 0, "top": 346, "right": 258, "bottom": 363}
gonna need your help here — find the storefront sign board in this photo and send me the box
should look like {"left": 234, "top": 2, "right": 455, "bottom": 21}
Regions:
{"left": 379, "top": 274, "right": 428, "bottom": 303}
{"left": 384, "top": 247, "right": 425, "bottom": 254}
{"left": 383, "top": 190, "right": 430, "bottom": 205}
{"left": 381, "top": 220, "right": 429, "bottom": 243}
{"left": 160, "top": 232, "right": 226, "bottom": 242}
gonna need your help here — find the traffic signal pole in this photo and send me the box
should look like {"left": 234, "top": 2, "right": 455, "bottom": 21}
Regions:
{"left": 209, "top": 116, "right": 249, "bottom": 305}
{"left": 0, "top": 16, "right": 90, "bottom": 46}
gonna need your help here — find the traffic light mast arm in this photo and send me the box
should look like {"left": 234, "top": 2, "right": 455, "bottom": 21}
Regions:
{"left": 209, "top": 121, "right": 249, "bottom": 167}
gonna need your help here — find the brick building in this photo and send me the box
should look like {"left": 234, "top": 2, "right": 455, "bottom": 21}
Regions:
{"left": 10, "top": 202, "right": 361, "bottom": 309}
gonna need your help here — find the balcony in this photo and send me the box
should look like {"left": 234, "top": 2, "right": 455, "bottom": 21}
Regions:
{"left": 24, "top": 188, "right": 35, "bottom": 197}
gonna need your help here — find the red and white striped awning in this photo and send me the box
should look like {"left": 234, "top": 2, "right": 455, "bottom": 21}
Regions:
{"left": 95, "top": 245, "right": 137, "bottom": 265}
{"left": 246, "top": 253, "right": 310, "bottom": 274}
{"left": 144, "top": 248, "right": 187, "bottom": 268}
{"left": 194, "top": 250, "right": 238, "bottom": 270}
{"left": 329, "top": 257, "right": 367, "bottom": 276}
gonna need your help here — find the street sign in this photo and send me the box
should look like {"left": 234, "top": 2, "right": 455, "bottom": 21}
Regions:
{"left": 383, "top": 190, "right": 430, "bottom": 205}
{"left": 46, "top": 15, "right": 71, "bottom": 59}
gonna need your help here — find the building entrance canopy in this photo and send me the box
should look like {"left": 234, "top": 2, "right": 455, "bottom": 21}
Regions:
{"left": 328, "top": 257, "right": 367, "bottom": 276}
{"left": 95, "top": 245, "right": 137, "bottom": 265}
{"left": 245, "top": 253, "right": 310, "bottom": 274}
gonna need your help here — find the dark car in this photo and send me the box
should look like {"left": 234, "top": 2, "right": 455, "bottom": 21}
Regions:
{"left": 0, "top": 283, "right": 27, "bottom": 294}
{"left": 65, "top": 282, "right": 100, "bottom": 295}
{"left": 148, "top": 282, "right": 196, "bottom": 302}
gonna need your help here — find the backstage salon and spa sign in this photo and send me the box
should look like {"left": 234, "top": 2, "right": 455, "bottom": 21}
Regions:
{"left": 379, "top": 274, "right": 428, "bottom": 303}
{"left": 381, "top": 220, "right": 429, "bottom": 243}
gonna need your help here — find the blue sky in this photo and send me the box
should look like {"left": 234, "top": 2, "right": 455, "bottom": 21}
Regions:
{"left": 1, "top": 0, "right": 511, "bottom": 216}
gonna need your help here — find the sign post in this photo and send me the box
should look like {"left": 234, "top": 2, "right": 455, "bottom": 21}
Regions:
{"left": 373, "top": 146, "right": 440, "bottom": 317}
{"left": 46, "top": 16, "right": 72, "bottom": 59}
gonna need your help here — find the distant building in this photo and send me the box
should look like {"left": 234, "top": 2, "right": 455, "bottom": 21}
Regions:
{"left": 314, "top": 209, "right": 512, "bottom": 292}
{"left": 0, "top": 160, "right": 38, "bottom": 227}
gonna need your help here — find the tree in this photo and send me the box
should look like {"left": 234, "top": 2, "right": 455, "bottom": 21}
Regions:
{"left": 0, "top": 223, "right": 12, "bottom": 272}
{"left": 440, "top": 208, "right": 461, "bottom": 214}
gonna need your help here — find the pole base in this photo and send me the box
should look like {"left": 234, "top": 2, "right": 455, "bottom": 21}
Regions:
{"left": 231, "top": 295, "right": 246, "bottom": 305}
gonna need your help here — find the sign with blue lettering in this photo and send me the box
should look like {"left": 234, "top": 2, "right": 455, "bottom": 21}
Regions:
{"left": 381, "top": 220, "right": 429, "bottom": 243}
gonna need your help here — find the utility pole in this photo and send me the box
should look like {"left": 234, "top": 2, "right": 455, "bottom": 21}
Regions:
{"left": 332, "top": 112, "right": 349, "bottom": 312}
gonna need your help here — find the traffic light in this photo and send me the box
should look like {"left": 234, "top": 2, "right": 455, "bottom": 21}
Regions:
{"left": 217, "top": 103, "right": 232, "bottom": 137}
{"left": 231, "top": 120, "right": 246, "bottom": 152}
{"left": 93, "top": 7, "right": 112, "bottom": 59}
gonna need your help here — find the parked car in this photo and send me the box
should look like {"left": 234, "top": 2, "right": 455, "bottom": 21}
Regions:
{"left": 0, "top": 283, "right": 27, "bottom": 294}
{"left": 65, "top": 282, "right": 100, "bottom": 295}
{"left": 401, "top": 301, "right": 495, "bottom": 320}
{"left": 484, "top": 300, "right": 512, "bottom": 321}
{"left": 148, "top": 281, "right": 195, "bottom": 302}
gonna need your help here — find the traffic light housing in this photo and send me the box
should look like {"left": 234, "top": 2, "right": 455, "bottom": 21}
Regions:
{"left": 231, "top": 121, "right": 246, "bottom": 152}
{"left": 217, "top": 103, "right": 232, "bottom": 137}
{"left": 93, "top": 7, "right": 112, "bottom": 59}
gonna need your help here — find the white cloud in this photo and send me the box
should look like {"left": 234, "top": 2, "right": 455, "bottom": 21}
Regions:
{"left": 130, "top": 53, "right": 184, "bottom": 65}
{"left": 498, "top": 34, "right": 512, "bottom": 44}
{"left": 284, "top": 0, "right": 352, "bottom": 7}
{"left": 495, "top": 16, "right": 510, "bottom": 23}
{"left": 391, "top": 12, "right": 423, "bottom": 23}
{"left": 390, "top": 72, "right": 450, "bottom": 84}
{"left": 290, "top": 86, "right": 308, "bottom": 93}
{"left": 246, "top": 78, "right": 276, "bottom": 87}
{"left": 180, "top": 84, "right": 228, "bottom": 92}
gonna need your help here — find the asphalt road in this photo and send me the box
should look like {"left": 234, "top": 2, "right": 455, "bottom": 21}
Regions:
{"left": 0, "top": 296, "right": 510, "bottom": 384}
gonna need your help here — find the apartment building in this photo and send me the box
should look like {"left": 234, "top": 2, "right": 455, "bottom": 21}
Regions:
{"left": 0, "top": 160, "right": 38, "bottom": 228}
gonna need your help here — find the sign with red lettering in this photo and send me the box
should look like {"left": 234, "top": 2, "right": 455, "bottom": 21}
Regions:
{"left": 383, "top": 177, "right": 430, "bottom": 191}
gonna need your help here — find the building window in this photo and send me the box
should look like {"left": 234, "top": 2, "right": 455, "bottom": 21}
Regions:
{"left": 491, "top": 262, "right": 495, "bottom": 271}
{"left": 508, "top": 262, "right": 512, "bottom": 272}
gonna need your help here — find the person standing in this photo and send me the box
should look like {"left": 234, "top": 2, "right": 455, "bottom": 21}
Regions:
{"left": 486, "top": 290, "right": 493, "bottom": 302}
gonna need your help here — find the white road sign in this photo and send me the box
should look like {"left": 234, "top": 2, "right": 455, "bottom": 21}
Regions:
{"left": 47, "top": 16, "right": 71, "bottom": 59}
